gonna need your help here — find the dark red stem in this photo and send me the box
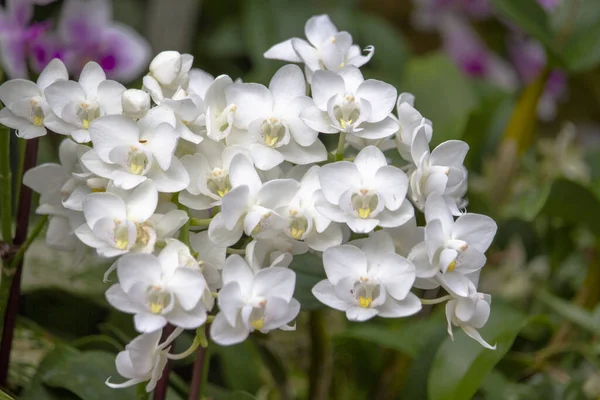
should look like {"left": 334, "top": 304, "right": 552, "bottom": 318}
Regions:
{"left": 153, "top": 324, "right": 175, "bottom": 400}
{"left": 188, "top": 336, "right": 208, "bottom": 400}
{"left": 0, "top": 138, "right": 39, "bottom": 387}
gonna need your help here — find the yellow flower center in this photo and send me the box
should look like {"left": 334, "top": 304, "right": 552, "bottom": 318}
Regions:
{"left": 250, "top": 317, "right": 265, "bottom": 330}
{"left": 114, "top": 221, "right": 130, "bottom": 250}
{"left": 207, "top": 169, "right": 231, "bottom": 198}
{"left": 150, "top": 302, "right": 164, "bottom": 314}
{"left": 33, "top": 114, "right": 44, "bottom": 126}
{"left": 261, "top": 119, "right": 285, "bottom": 148}
{"left": 358, "top": 208, "right": 371, "bottom": 219}
{"left": 288, "top": 211, "right": 309, "bottom": 240}
{"left": 447, "top": 260, "right": 457, "bottom": 272}
{"left": 128, "top": 148, "right": 148, "bottom": 175}
{"left": 359, "top": 296, "right": 372, "bottom": 308}
{"left": 352, "top": 191, "right": 378, "bottom": 219}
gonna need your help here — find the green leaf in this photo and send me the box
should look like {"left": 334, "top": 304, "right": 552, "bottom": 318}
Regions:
{"left": 480, "top": 370, "right": 539, "bottom": 400}
{"left": 505, "top": 182, "right": 552, "bottom": 222}
{"left": 21, "top": 289, "right": 108, "bottom": 340}
{"left": 537, "top": 289, "right": 600, "bottom": 334}
{"left": 289, "top": 252, "right": 326, "bottom": 310}
{"left": 551, "top": 0, "right": 600, "bottom": 72}
{"left": 224, "top": 392, "right": 257, "bottom": 400}
{"left": 334, "top": 315, "right": 442, "bottom": 358}
{"left": 0, "top": 389, "right": 15, "bottom": 400}
{"left": 428, "top": 302, "right": 528, "bottom": 400}
{"left": 489, "top": 0, "right": 555, "bottom": 51}
{"left": 402, "top": 53, "right": 478, "bottom": 144}
{"left": 21, "top": 346, "right": 76, "bottom": 400}
{"left": 561, "top": 21, "right": 600, "bottom": 71}
{"left": 211, "top": 341, "right": 263, "bottom": 393}
{"left": 537, "top": 178, "right": 600, "bottom": 235}
{"left": 22, "top": 239, "right": 109, "bottom": 298}
{"left": 401, "top": 323, "right": 449, "bottom": 399}
{"left": 42, "top": 349, "right": 135, "bottom": 400}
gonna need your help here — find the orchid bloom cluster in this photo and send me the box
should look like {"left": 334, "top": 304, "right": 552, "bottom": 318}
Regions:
{"left": 412, "top": 0, "right": 565, "bottom": 120}
{"left": 0, "top": 0, "right": 150, "bottom": 83}
{"left": 0, "top": 14, "right": 498, "bottom": 392}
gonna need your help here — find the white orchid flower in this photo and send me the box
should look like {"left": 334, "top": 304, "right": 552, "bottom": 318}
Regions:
{"left": 106, "top": 245, "right": 210, "bottom": 332}
{"left": 210, "top": 255, "right": 300, "bottom": 345}
{"left": 75, "top": 180, "right": 160, "bottom": 257}
{"left": 408, "top": 126, "right": 469, "bottom": 212}
{"left": 300, "top": 66, "right": 398, "bottom": 139}
{"left": 106, "top": 328, "right": 183, "bottom": 391}
{"left": 312, "top": 232, "right": 421, "bottom": 321}
{"left": 314, "top": 146, "right": 413, "bottom": 233}
{"left": 443, "top": 278, "right": 495, "bottom": 350}
{"left": 393, "top": 92, "right": 432, "bottom": 161}
{"left": 44, "top": 61, "right": 126, "bottom": 143}
{"left": 225, "top": 64, "right": 326, "bottom": 170}
{"left": 208, "top": 154, "right": 300, "bottom": 246}
{"left": 264, "top": 14, "right": 374, "bottom": 81}
{"left": 0, "top": 59, "right": 68, "bottom": 139}
{"left": 179, "top": 139, "right": 251, "bottom": 210}
{"left": 275, "top": 165, "right": 343, "bottom": 251}
{"left": 81, "top": 112, "right": 189, "bottom": 192}
{"left": 423, "top": 192, "right": 497, "bottom": 289}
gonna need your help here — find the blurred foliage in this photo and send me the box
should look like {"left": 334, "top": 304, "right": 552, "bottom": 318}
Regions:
{"left": 7, "top": 0, "right": 600, "bottom": 399}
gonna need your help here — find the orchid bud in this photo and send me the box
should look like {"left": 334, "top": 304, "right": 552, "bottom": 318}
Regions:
{"left": 149, "top": 51, "right": 182, "bottom": 86}
{"left": 122, "top": 89, "right": 150, "bottom": 119}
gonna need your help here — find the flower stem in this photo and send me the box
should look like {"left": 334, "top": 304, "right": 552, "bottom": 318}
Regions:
{"left": 7, "top": 215, "right": 47, "bottom": 270}
{"left": 153, "top": 324, "right": 176, "bottom": 400}
{"left": 308, "top": 310, "right": 332, "bottom": 400}
{"left": 189, "top": 217, "right": 212, "bottom": 227}
{"left": 0, "top": 138, "right": 39, "bottom": 387}
{"left": 189, "top": 325, "right": 208, "bottom": 400}
{"left": 0, "top": 215, "right": 47, "bottom": 342}
{"left": 14, "top": 139, "right": 25, "bottom": 206}
{"left": 419, "top": 295, "right": 452, "bottom": 305}
{"left": 166, "top": 331, "right": 201, "bottom": 360}
{"left": 0, "top": 128, "right": 12, "bottom": 243}
{"left": 179, "top": 219, "right": 191, "bottom": 248}
{"left": 226, "top": 247, "right": 245, "bottom": 255}
{"left": 335, "top": 132, "right": 346, "bottom": 161}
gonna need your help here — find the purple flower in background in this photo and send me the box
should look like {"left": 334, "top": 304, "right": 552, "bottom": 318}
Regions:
{"left": 412, "top": 0, "right": 493, "bottom": 29}
{"left": 508, "top": 35, "right": 566, "bottom": 120}
{"left": 537, "top": 0, "right": 561, "bottom": 11}
{"left": 439, "top": 14, "right": 518, "bottom": 90}
{"left": 0, "top": 0, "right": 51, "bottom": 79}
{"left": 31, "top": 0, "right": 150, "bottom": 83}
{"left": 411, "top": 0, "right": 566, "bottom": 120}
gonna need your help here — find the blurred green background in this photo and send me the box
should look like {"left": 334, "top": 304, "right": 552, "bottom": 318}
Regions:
{"left": 10, "top": 0, "right": 600, "bottom": 399}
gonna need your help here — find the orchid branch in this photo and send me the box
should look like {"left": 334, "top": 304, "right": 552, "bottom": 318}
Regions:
{"left": 188, "top": 325, "right": 209, "bottom": 400}
{"left": 7, "top": 215, "right": 47, "bottom": 271}
{"left": 189, "top": 217, "right": 212, "bottom": 227}
{"left": 0, "top": 128, "right": 11, "bottom": 244}
{"left": 420, "top": 295, "right": 453, "bottom": 305}
{"left": 0, "top": 137, "right": 38, "bottom": 387}
{"left": 335, "top": 132, "right": 346, "bottom": 161}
